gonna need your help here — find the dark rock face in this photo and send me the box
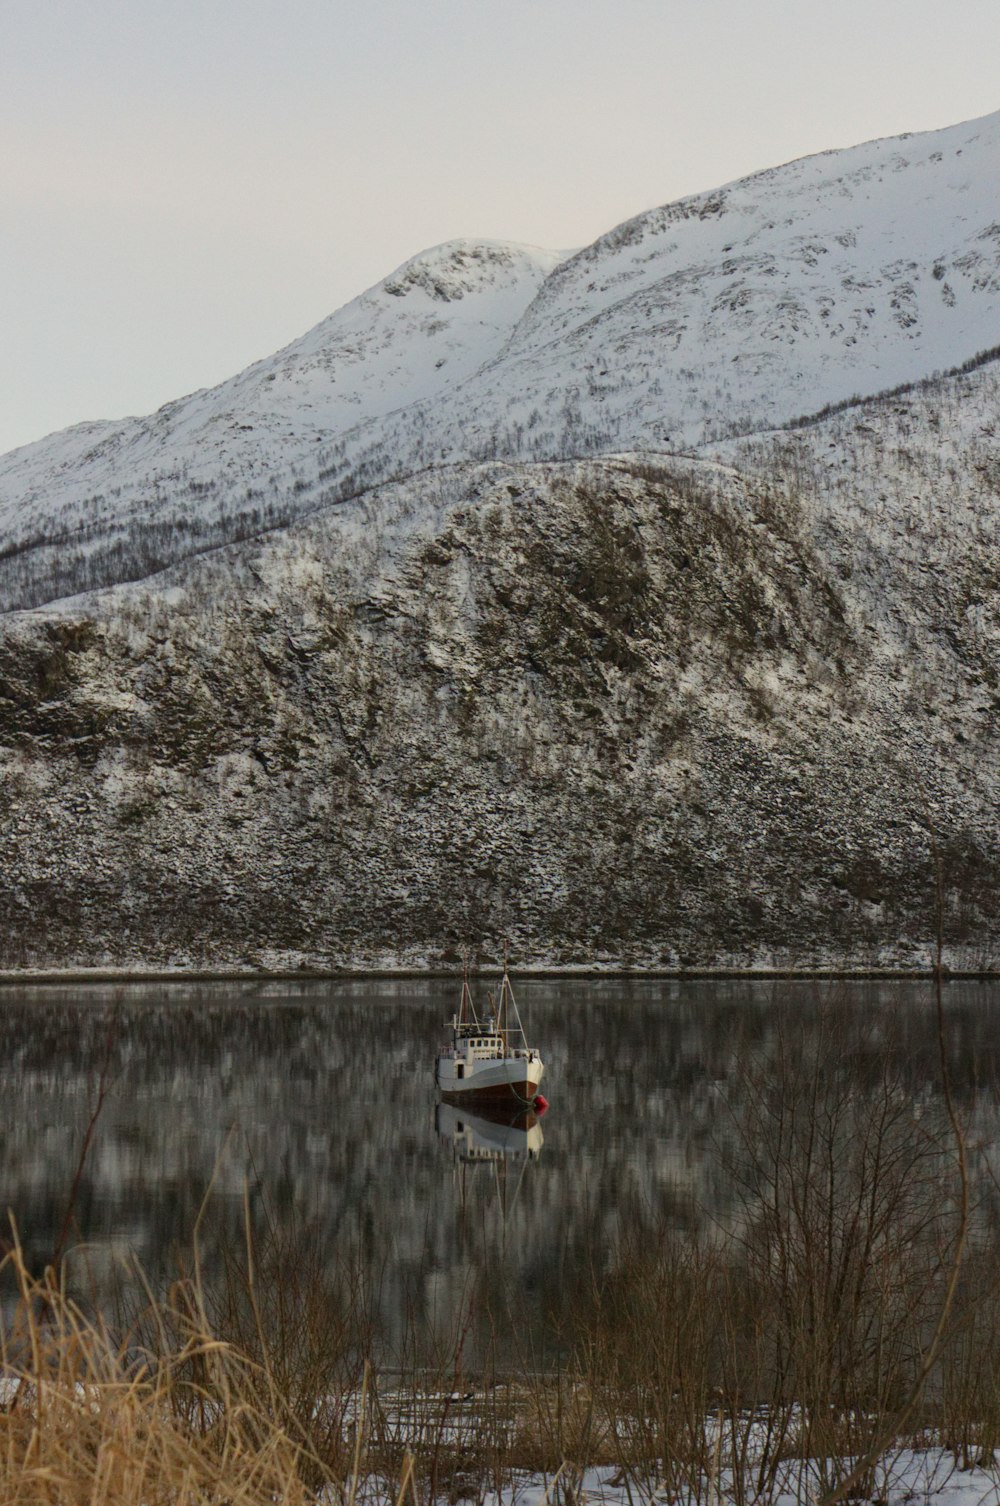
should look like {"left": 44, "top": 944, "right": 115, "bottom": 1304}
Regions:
{"left": 1, "top": 441, "right": 998, "bottom": 972}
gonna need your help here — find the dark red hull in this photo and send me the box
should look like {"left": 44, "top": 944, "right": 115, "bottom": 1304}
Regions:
{"left": 439, "top": 1079, "right": 540, "bottom": 1105}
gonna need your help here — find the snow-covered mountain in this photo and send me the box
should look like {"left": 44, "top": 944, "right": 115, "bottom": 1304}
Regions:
{"left": 2, "top": 109, "right": 999, "bottom": 610}
{"left": 0, "top": 240, "right": 565, "bottom": 607}
{"left": 2, "top": 109, "right": 1000, "bottom": 972}
{"left": 487, "top": 108, "right": 1000, "bottom": 440}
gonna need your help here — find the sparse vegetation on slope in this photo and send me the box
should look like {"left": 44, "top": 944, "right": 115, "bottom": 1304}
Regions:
{"left": 0, "top": 443, "right": 997, "bottom": 970}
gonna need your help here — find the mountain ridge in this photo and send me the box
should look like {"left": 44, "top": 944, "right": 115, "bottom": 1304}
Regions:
{"left": 3, "top": 108, "right": 1000, "bottom": 611}
{"left": 1, "top": 111, "right": 999, "bottom": 970}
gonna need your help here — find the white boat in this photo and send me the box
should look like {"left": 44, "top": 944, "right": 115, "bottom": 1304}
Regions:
{"left": 435, "top": 964, "right": 545, "bottom": 1107}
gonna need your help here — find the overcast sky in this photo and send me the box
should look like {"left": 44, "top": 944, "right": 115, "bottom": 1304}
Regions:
{"left": 2, "top": 0, "right": 998, "bottom": 457}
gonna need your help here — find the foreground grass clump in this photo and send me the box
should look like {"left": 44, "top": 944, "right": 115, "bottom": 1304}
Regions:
{"left": 0, "top": 1227, "right": 556, "bottom": 1506}
{"left": 0, "top": 1239, "right": 327, "bottom": 1505}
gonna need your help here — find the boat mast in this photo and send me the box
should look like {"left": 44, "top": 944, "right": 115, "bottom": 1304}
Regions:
{"left": 459, "top": 956, "right": 480, "bottom": 1029}
{"left": 499, "top": 941, "right": 527, "bottom": 1049}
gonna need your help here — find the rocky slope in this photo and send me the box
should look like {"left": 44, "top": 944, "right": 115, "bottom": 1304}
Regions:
{"left": 1, "top": 112, "right": 999, "bottom": 969}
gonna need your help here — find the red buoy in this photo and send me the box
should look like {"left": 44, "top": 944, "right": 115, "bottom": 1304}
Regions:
{"left": 533, "top": 1093, "right": 549, "bottom": 1115}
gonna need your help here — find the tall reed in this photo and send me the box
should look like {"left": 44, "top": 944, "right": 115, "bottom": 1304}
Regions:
{"left": 0, "top": 1227, "right": 326, "bottom": 1504}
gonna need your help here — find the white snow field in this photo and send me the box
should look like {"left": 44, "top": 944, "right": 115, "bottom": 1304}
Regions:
{"left": 322, "top": 1451, "right": 1000, "bottom": 1506}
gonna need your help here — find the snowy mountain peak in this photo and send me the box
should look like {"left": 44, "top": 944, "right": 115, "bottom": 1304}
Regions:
{"left": 2, "top": 110, "right": 1000, "bottom": 610}
{"left": 379, "top": 238, "right": 566, "bottom": 303}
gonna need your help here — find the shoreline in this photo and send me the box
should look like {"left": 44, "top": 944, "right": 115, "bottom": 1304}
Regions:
{"left": 0, "top": 963, "right": 996, "bottom": 986}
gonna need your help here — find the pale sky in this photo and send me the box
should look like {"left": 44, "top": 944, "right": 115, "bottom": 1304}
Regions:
{"left": 2, "top": 0, "right": 998, "bottom": 457}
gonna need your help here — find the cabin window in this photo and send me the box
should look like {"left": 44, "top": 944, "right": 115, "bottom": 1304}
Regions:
{"left": 457, "top": 1064, "right": 465, "bottom": 1079}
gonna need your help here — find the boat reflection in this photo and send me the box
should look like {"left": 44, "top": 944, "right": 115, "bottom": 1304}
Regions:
{"left": 435, "top": 1100, "right": 544, "bottom": 1163}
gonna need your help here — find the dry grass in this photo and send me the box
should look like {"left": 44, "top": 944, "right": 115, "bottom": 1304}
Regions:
{"left": 4, "top": 1204, "right": 1000, "bottom": 1506}
{"left": 0, "top": 1228, "right": 327, "bottom": 1505}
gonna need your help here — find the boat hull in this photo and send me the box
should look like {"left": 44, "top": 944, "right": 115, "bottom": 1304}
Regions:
{"left": 436, "top": 1054, "right": 544, "bottom": 1104}
{"left": 438, "top": 1078, "right": 541, "bottom": 1105}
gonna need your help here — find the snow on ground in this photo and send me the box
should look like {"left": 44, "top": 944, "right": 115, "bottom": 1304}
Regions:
{"left": 319, "top": 1451, "right": 1000, "bottom": 1506}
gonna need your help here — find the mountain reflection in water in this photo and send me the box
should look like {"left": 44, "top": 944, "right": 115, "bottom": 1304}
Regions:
{"left": 1, "top": 977, "right": 999, "bottom": 1357}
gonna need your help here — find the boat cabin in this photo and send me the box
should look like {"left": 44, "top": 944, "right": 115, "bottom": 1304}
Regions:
{"left": 450, "top": 1021, "right": 505, "bottom": 1059}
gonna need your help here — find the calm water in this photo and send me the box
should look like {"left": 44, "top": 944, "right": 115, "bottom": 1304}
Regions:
{"left": 2, "top": 977, "right": 999, "bottom": 1356}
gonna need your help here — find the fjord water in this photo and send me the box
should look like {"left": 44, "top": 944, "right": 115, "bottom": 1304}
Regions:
{"left": 1, "top": 978, "right": 998, "bottom": 1358}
